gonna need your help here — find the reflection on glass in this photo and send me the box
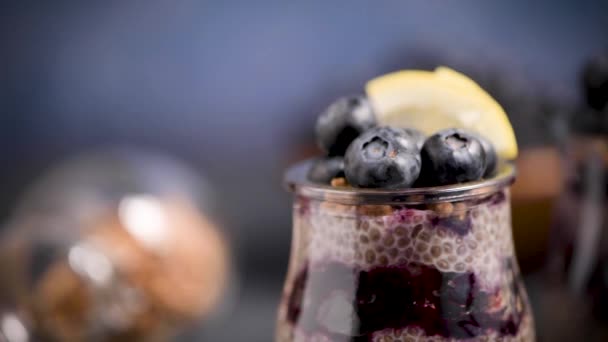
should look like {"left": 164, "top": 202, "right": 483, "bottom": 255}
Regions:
{"left": 1, "top": 314, "right": 29, "bottom": 342}
{"left": 119, "top": 195, "right": 170, "bottom": 253}
{"left": 68, "top": 243, "right": 114, "bottom": 287}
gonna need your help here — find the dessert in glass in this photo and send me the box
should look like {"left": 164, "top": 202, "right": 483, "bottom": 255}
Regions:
{"left": 276, "top": 67, "right": 535, "bottom": 341}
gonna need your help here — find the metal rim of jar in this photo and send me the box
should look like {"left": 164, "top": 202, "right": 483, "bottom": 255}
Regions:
{"left": 284, "top": 159, "right": 516, "bottom": 205}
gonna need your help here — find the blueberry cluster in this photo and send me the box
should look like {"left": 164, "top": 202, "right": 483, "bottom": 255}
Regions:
{"left": 308, "top": 96, "right": 497, "bottom": 188}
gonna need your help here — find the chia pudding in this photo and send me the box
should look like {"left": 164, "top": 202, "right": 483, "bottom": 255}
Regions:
{"left": 276, "top": 163, "right": 533, "bottom": 341}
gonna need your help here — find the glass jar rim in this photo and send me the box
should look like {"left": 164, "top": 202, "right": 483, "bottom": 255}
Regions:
{"left": 284, "top": 159, "right": 516, "bottom": 205}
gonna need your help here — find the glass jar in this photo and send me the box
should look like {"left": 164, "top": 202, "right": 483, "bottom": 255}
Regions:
{"left": 277, "top": 161, "right": 534, "bottom": 341}
{"left": 0, "top": 149, "right": 231, "bottom": 341}
{"left": 540, "top": 133, "right": 608, "bottom": 341}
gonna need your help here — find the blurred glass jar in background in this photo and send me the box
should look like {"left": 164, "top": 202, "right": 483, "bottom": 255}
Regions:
{"left": 0, "top": 149, "right": 232, "bottom": 341}
{"left": 539, "top": 52, "right": 608, "bottom": 342}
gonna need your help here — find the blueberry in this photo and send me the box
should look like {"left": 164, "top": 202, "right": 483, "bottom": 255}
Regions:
{"left": 344, "top": 126, "right": 421, "bottom": 188}
{"left": 419, "top": 129, "right": 486, "bottom": 186}
{"left": 307, "top": 157, "right": 345, "bottom": 184}
{"left": 315, "top": 96, "right": 376, "bottom": 156}
{"left": 582, "top": 51, "right": 608, "bottom": 111}
{"left": 475, "top": 134, "right": 497, "bottom": 177}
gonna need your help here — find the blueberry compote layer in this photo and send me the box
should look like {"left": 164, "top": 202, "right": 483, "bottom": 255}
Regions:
{"left": 277, "top": 190, "right": 534, "bottom": 341}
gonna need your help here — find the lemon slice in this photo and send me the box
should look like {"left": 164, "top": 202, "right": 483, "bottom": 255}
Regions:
{"left": 365, "top": 67, "right": 518, "bottom": 159}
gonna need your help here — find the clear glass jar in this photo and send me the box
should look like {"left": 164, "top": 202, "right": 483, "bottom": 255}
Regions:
{"left": 277, "top": 161, "right": 535, "bottom": 341}
{"left": 0, "top": 149, "right": 231, "bottom": 342}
